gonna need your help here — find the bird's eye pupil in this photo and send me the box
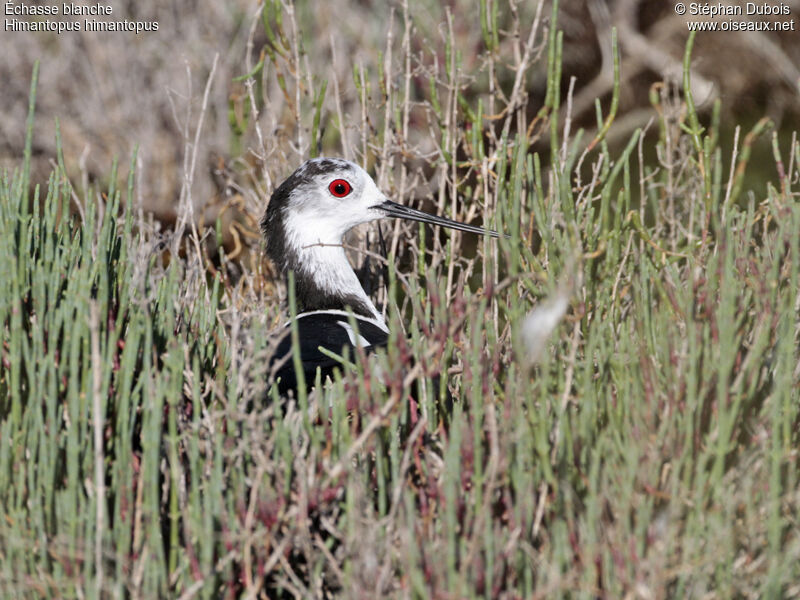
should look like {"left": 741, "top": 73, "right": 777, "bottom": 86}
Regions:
{"left": 335, "top": 183, "right": 345, "bottom": 194}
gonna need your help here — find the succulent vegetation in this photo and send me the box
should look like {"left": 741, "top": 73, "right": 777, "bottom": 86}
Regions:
{"left": 1, "top": 1, "right": 799, "bottom": 598}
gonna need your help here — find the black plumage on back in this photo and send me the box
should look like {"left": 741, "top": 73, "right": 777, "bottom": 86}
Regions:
{"left": 268, "top": 312, "right": 389, "bottom": 396}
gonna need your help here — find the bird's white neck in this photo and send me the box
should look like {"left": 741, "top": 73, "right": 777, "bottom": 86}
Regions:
{"left": 282, "top": 212, "right": 383, "bottom": 323}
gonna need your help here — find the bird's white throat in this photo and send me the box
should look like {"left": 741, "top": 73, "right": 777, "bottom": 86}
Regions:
{"left": 282, "top": 209, "right": 383, "bottom": 323}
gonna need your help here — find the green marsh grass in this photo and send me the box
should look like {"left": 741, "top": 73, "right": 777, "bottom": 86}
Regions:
{"left": 2, "top": 6, "right": 800, "bottom": 599}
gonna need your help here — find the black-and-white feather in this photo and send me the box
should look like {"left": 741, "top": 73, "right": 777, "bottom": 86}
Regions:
{"left": 262, "top": 158, "right": 499, "bottom": 396}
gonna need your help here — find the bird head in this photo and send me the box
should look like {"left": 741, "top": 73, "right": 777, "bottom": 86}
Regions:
{"left": 262, "top": 157, "right": 500, "bottom": 269}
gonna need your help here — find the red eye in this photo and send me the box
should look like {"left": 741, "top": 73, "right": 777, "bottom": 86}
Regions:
{"left": 328, "top": 179, "right": 352, "bottom": 197}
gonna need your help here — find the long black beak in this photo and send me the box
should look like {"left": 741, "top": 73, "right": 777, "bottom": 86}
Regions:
{"left": 376, "top": 199, "right": 502, "bottom": 238}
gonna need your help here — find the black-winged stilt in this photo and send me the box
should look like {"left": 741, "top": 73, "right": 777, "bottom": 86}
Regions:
{"left": 262, "top": 157, "right": 499, "bottom": 396}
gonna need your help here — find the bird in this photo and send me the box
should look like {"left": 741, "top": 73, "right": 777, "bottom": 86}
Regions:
{"left": 261, "top": 157, "right": 500, "bottom": 397}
